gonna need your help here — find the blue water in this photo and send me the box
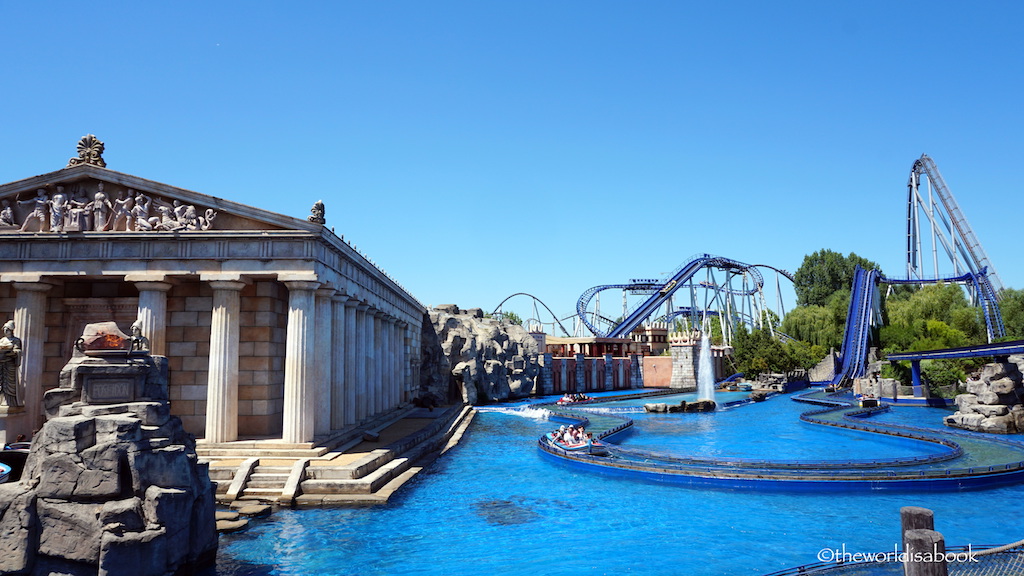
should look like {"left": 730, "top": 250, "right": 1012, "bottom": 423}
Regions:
{"left": 214, "top": 394, "right": 1024, "bottom": 576}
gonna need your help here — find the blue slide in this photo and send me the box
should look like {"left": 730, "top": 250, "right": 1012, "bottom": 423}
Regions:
{"left": 831, "top": 266, "right": 880, "bottom": 387}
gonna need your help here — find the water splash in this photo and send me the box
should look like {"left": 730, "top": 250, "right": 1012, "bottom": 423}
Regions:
{"left": 474, "top": 406, "right": 551, "bottom": 420}
{"left": 697, "top": 333, "right": 716, "bottom": 403}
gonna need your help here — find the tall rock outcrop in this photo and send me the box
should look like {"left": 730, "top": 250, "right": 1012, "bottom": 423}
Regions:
{"left": 0, "top": 323, "right": 217, "bottom": 575}
{"left": 420, "top": 306, "right": 540, "bottom": 404}
{"left": 945, "top": 357, "right": 1024, "bottom": 434}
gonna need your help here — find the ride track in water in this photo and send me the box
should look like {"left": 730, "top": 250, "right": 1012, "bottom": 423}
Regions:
{"left": 535, "top": 389, "right": 1024, "bottom": 491}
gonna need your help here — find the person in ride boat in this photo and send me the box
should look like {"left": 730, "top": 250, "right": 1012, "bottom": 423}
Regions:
{"left": 552, "top": 424, "right": 588, "bottom": 445}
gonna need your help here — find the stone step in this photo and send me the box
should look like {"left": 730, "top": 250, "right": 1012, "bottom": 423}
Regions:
{"left": 301, "top": 458, "right": 409, "bottom": 495}
{"left": 252, "top": 466, "right": 291, "bottom": 474}
{"left": 246, "top": 479, "right": 286, "bottom": 489}
{"left": 241, "top": 486, "right": 283, "bottom": 498}
{"left": 196, "top": 447, "right": 330, "bottom": 458}
{"left": 197, "top": 441, "right": 317, "bottom": 451}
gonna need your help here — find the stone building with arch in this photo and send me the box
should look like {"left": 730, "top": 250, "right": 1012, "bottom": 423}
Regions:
{"left": 0, "top": 136, "right": 425, "bottom": 448}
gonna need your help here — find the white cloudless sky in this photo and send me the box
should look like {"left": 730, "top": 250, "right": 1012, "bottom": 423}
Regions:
{"left": 1, "top": 1, "right": 1020, "bottom": 328}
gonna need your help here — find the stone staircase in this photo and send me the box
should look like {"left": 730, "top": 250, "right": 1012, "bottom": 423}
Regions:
{"left": 200, "top": 403, "right": 474, "bottom": 507}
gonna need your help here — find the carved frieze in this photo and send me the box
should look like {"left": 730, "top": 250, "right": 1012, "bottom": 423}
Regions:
{"left": 3, "top": 181, "right": 217, "bottom": 233}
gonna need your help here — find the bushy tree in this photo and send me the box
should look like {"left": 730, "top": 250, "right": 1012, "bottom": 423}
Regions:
{"left": 793, "top": 249, "right": 881, "bottom": 307}
{"left": 999, "top": 288, "right": 1024, "bottom": 340}
{"left": 731, "top": 326, "right": 800, "bottom": 377}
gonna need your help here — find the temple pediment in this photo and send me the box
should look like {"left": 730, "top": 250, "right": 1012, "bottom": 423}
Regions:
{"left": 0, "top": 162, "right": 320, "bottom": 235}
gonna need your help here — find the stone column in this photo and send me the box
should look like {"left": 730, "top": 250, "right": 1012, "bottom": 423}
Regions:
{"left": 371, "top": 310, "right": 383, "bottom": 416}
{"left": 398, "top": 322, "right": 409, "bottom": 404}
{"left": 392, "top": 319, "right": 402, "bottom": 406}
{"left": 133, "top": 280, "right": 173, "bottom": 356}
{"left": 204, "top": 280, "right": 246, "bottom": 443}
{"left": 344, "top": 299, "right": 359, "bottom": 425}
{"left": 282, "top": 281, "right": 320, "bottom": 444}
{"left": 355, "top": 303, "right": 370, "bottom": 421}
{"left": 314, "top": 287, "right": 335, "bottom": 437}
{"left": 13, "top": 282, "right": 53, "bottom": 435}
{"left": 380, "top": 315, "right": 392, "bottom": 411}
{"left": 331, "top": 293, "right": 348, "bottom": 430}
{"left": 604, "top": 353, "right": 614, "bottom": 391}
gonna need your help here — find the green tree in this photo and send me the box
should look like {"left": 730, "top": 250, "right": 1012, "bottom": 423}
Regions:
{"left": 999, "top": 288, "right": 1024, "bottom": 339}
{"left": 501, "top": 311, "right": 523, "bottom": 325}
{"left": 793, "top": 249, "right": 881, "bottom": 307}
{"left": 731, "top": 326, "right": 799, "bottom": 377}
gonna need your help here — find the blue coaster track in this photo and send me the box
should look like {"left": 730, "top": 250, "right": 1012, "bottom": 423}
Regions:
{"left": 832, "top": 266, "right": 1007, "bottom": 387}
{"left": 576, "top": 254, "right": 769, "bottom": 338}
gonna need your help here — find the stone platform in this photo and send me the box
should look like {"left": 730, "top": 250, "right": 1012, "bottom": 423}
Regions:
{"left": 200, "top": 403, "right": 474, "bottom": 507}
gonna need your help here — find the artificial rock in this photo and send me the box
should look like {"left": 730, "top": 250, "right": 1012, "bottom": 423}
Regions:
{"left": 0, "top": 328, "right": 216, "bottom": 576}
{"left": 421, "top": 305, "right": 540, "bottom": 404}
{"left": 945, "top": 359, "right": 1024, "bottom": 434}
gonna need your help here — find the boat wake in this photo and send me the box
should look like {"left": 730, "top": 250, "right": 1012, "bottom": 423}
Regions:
{"left": 475, "top": 406, "right": 552, "bottom": 420}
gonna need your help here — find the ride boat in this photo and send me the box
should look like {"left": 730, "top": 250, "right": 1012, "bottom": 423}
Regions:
{"left": 857, "top": 394, "right": 879, "bottom": 408}
{"left": 556, "top": 394, "right": 592, "bottom": 406}
{"left": 544, "top": 432, "right": 609, "bottom": 456}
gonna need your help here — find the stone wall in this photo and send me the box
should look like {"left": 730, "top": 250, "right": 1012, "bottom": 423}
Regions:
{"left": 0, "top": 278, "right": 297, "bottom": 440}
{"left": 165, "top": 282, "right": 213, "bottom": 435}
{"left": 643, "top": 356, "right": 672, "bottom": 388}
{"left": 236, "top": 281, "right": 288, "bottom": 437}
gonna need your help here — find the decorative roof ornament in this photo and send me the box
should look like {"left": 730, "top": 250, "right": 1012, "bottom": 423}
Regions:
{"left": 308, "top": 199, "right": 325, "bottom": 224}
{"left": 67, "top": 134, "right": 107, "bottom": 168}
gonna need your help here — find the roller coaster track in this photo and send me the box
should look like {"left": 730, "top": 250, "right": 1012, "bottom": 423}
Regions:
{"left": 491, "top": 292, "right": 572, "bottom": 336}
{"left": 576, "top": 254, "right": 769, "bottom": 338}
{"left": 907, "top": 154, "right": 1004, "bottom": 296}
{"left": 833, "top": 266, "right": 1006, "bottom": 388}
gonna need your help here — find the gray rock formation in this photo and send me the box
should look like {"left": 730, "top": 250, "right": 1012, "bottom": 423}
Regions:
{"left": 420, "top": 305, "right": 540, "bottom": 404}
{"left": 0, "top": 324, "right": 217, "bottom": 575}
{"left": 945, "top": 358, "right": 1024, "bottom": 434}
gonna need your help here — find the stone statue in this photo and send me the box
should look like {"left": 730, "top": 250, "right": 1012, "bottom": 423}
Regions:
{"left": 66, "top": 186, "right": 92, "bottom": 231}
{"left": 308, "top": 199, "right": 326, "bottom": 224}
{"left": 0, "top": 320, "right": 22, "bottom": 407}
{"left": 92, "top": 183, "right": 114, "bottom": 231}
{"left": 66, "top": 134, "right": 107, "bottom": 168}
{"left": 111, "top": 188, "right": 136, "bottom": 231}
{"left": 48, "top": 186, "right": 69, "bottom": 232}
{"left": 18, "top": 189, "right": 49, "bottom": 232}
{"left": 130, "top": 320, "right": 150, "bottom": 352}
{"left": 131, "top": 192, "right": 153, "bottom": 230}
{"left": 200, "top": 207, "right": 217, "bottom": 230}
{"left": 0, "top": 199, "right": 14, "bottom": 227}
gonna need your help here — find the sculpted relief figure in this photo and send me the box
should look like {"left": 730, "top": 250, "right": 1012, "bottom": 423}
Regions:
{"left": 0, "top": 200, "right": 14, "bottom": 227}
{"left": 92, "top": 183, "right": 114, "bottom": 231}
{"left": 49, "top": 186, "right": 69, "bottom": 232}
{"left": 308, "top": 199, "right": 326, "bottom": 224}
{"left": 0, "top": 320, "right": 22, "bottom": 407}
{"left": 18, "top": 189, "right": 49, "bottom": 232}
{"left": 200, "top": 208, "right": 217, "bottom": 230}
{"left": 4, "top": 180, "right": 218, "bottom": 234}
{"left": 67, "top": 186, "right": 93, "bottom": 231}
{"left": 130, "top": 320, "right": 150, "bottom": 352}
{"left": 132, "top": 192, "right": 154, "bottom": 230}
{"left": 111, "top": 188, "right": 136, "bottom": 231}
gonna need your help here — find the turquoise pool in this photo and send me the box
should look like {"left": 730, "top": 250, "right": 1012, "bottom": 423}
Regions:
{"left": 213, "top": 392, "right": 1024, "bottom": 575}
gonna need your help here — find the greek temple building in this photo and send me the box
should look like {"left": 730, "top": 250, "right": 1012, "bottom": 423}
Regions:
{"left": 0, "top": 136, "right": 425, "bottom": 446}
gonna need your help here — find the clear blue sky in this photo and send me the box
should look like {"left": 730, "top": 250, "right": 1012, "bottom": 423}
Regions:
{"left": 2, "top": 2, "right": 1021, "bottom": 328}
